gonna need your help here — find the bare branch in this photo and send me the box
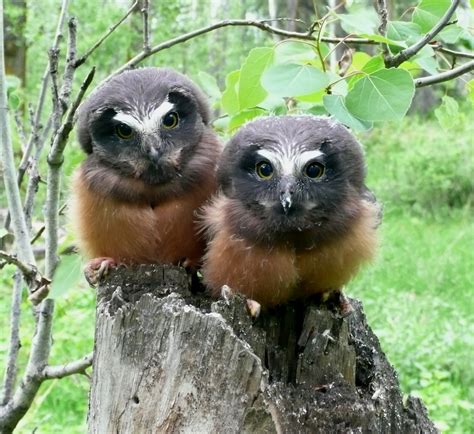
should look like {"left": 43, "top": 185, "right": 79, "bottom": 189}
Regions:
{"left": 0, "top": 2, "right": 35, "bottom": 267}
{"left": 74, "top": 1, "right": 139, "bottom": 68}
{"left": 142, "top": 0, "right": 151, "bottom": 53}
{"left": 415, "top": 59, "right": 474, "bottom": 87}
{"left": 376, "top": 0, "right": 390, "bottom": 58}
{"left": 45, "top": 67, "right": 95, "bottom": 278}
{"left": 0, "top": 300, "right": 54, "bottom": 432}
{"left": 11, "top": 0, "right": 70, "bottom": 194}
{"left": 0, "top": 250, "right": 50, "bottom": 292}
{"left": 42, "top": 353, "right": 93, "bottom": 380}
{"left": 108, "top": 19, "right": 378, "bottom": 79}
{"left": 434, "top": 45, "right": 474, "bottom": 59}
{"left": 386, "top": 0, "right": 461, "bottom": 68}
{"left": 1, "top": 273, "right": 23, "bottom": 406}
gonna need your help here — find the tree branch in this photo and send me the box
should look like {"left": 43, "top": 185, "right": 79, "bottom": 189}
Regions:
{"left": 415, "top": 59, "right": 474, "bottom": 87}
{"left": 0, "top": 0, "right": 35, "bottom": 267}
{"left": 434, "top": 45, "right": 474, "bottom": 60}
{"left": 376, "top": 0, "right": 390, "bottom": 58}
{"left": 142, "top": 0, "right": 151, "bottom": 53}
{"left": 0, "top": 300, "right": 54, "bottom": 433}
{"left": 108, "top": 19, "right": 379, "bottom": 79}
{"left": 42, "top": 353, "right": 93, "bottom": 380}
{"left": 1, "top": 273, "right": 23, "bottom": 406}
{"left": 385, "top": 0, "right": 461, "bottom": 68}
{"left": 74, "top": 0, "right": 139, "bottom": 68}
{"left": 45, "top": 67, "right": 95, "bottom": 278}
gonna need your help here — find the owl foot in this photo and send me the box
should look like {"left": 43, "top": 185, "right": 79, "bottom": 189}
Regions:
{"left": 246, "top": 299, "right": 262, "bottom": 319}
{"left": 336, "top": 291, "right": 354, "bottom": 317}
{"left": 84, "top": 257, "right": 123, "bottom": 287}
{"left": 220, "top": 285, "right": 233, "bottom": 304}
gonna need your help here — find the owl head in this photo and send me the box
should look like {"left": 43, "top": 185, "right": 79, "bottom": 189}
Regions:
{"left": 217, "top": 116, "right": 368, "bottom": 247}
{"left": 77, "top": 67, "right": 211, "bottom": 187}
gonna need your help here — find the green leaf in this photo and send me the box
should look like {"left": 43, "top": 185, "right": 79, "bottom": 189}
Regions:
{"left": 6, "top": 75, "right": 21, "bottom": 90}
{"left": 261, "top": 63, "right": 329, "bottom": 97}
{"left": 196, "top": 71, "right": 221, "bottom": 100}
{"left": 345, "top": 68, "right": 415, "bottom": 121}
{"left": 348, "top": 55, "right": 385, "bottom": 88}
{"left": 439, "top": 25, "right": 463, "bottom": 44}
{"left": 434, "top": 95, "right": 459, "bottom": 130}
{"left": 412, "top": 0, "right": 451, "bottom": 33}
{"left": 274, "top": 40, "right": 316, "bottom": 64}
{"left": 359, "top": 33, "right": 406, "bottom": 47}
{"left": 468, "top": 79, "right": 474, "bottom": 107}
{"left": 238, "top": 47, "right": 274, "bottom": 111}
{"left": 221, "top": 70, "right": 240, "bottom": 115}
{"left": 323, "top": 94, "right": 373, "bottom": 131}
{"left": 387, "top": 21, "right": 422, "bottom": 42}
{"left": 338, "top": 9, "right": 378, "bottom": 34}
{"left": 228, "top": 108, "right": 266, "bottom": 131}
{"left": 50, "top": 254, "right": 84, "bottom": 298}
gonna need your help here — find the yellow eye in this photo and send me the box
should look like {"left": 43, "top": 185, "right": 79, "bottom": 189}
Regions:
{"left": 116, "top": 123, "right": 133, "bottom": 139}
{"left": 162, "top": 111, "right": 179, "bottom": 129}
{"left": 305, "top": 162, "right": 325, "bottom": 179}
{"left": 256, "top": 161, "right": 273, "bottom": 180}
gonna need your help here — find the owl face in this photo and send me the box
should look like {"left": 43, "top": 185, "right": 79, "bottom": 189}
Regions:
{"left": 218, "top": 116, "right": 367, "bottom": 246}
{"left": 77, "top": 68, "right": 210, "bottom": 186}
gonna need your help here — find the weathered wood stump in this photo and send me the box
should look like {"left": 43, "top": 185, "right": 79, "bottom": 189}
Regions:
{"left": 88, "top": 265, "right": 437, "bottom": 433}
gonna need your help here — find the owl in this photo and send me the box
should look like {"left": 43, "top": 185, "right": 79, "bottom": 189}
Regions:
{"left": 71, "top": 67, "right": 221, "bottom": 283}
{"left": 201, "top": 115, "right": 381, "bottom": 313}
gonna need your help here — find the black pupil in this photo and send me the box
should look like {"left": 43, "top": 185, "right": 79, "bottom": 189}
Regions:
{"left": 117, "top": 123, "right": 132, "bottom": 137}
{"left": 306, "top": 163, "right": 323, "bottom": 178}
{"left": 163, "top": 112, "right": 177, "bottom": 127}
{"left": 258, "top": 162, "right": 272, "bottom": 177}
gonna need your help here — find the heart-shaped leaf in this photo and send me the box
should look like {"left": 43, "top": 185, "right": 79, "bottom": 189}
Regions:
{"left": 323, "top": 95, "right": 373, "bottom": 131}
{"left": 345, "top": 68, "right": 415, "bottom": 121}
{"left": 261, "top": 63, "right": 329, "bottom": 97}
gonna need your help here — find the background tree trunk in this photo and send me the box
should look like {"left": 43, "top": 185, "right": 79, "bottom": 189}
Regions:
{"left": 88, "top": 265, "right": 438, "bottom": 433}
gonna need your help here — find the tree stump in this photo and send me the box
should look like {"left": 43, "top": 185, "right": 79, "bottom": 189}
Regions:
{"left": 88, "top": 264, "right": 437, "bottom": 433}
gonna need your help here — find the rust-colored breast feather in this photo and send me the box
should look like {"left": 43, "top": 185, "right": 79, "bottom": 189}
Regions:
{"left": 71, "top": 169, "right": 215, "bottom": 267}
{"left": 201, "top": 195, "right": 379, "bottom": 306}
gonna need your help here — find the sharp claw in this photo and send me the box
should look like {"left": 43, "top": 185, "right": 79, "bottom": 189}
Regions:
{"left": 338, "top": 292, "right": 354, "bottom": 317}
{"left": 83, "top": 257, "right": 120, "bottom": 287}
{"left": 220, "top": 285, "right": 233, "bottom": 304}
{"left": 246, "top": 299, "right": 261, "bottom": 319}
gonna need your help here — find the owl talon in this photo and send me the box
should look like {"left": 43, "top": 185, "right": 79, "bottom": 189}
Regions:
{"left": 220, "top": 285, "right": 233, "bottom": 304}
{"left": 84, "top": 257, "right": 121, "bottom": 287}
{"left": 246, "top": 299, "right": 262, "bottom": 319}
{"left": 338, "top": 293, "right": 354, "bottom": 318}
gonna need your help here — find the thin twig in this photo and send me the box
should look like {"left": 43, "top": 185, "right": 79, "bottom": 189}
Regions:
{"left": 0, "top": 250, "right": 50, "bottom": 291}
{"left": 107, "top": 19, "right": 379, "bottom": 80}
{"left": 386, "top": 0, "right": 461, "bottom": 67}
{"left": 42, "top": 353, "right": 93, "bottom": 380}
{"left": 74, "top": 0, "right": 139, "bottom": 68}
{"left": 376, "top": 0, "right": 390, "bottom": 58}
{"left": 0, "top": 300, "right": 54, "bottom": 432}
{"left": 433, "top": 45, "right": 474, "bottom": 60}
{"left": 45, "top": 67, "right": 95, "bottom": 278}
{"left": 142, "top": 0, "right": 150, "bottom": 53}
{"left": 0, "top": 2, "right": 35, "bottom": 267}
{"left": 415, "top": 59, "right": 474, "bottom": 87}
{"left": 11, "top": 0, "right": 70, "bottom": 195}
{"left": 30, "top": 203, "right": 68, "bottom": 245}
{"left": 1, "top": 272, "right": 23, "bottom": 406}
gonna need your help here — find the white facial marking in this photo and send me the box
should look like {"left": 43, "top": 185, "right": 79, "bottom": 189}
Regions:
{"left": 296, "top": 149, "right": 324, "bottom": 169}
{"left": 256, "top": 148, "right": 325, "bottom": 176}
{"left": 113, "top": 100, "right": 175, "bottom": 135}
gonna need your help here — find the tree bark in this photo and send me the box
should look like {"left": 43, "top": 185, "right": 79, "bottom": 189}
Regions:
{"left": 88, "top": 264, "right": 438, "bottom": 433}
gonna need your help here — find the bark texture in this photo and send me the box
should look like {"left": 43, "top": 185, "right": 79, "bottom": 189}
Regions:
{"left": 89, "top": 264, "right": 437, "bottom": 433}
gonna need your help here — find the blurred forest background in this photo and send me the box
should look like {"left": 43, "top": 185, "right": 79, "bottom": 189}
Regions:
{"left": 1, "top": 0, "right": 473, "bottom": 432}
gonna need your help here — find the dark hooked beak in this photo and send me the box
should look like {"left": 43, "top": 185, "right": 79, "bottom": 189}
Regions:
{"left": 279, "top": 179, "right": 295, "bottom": 214}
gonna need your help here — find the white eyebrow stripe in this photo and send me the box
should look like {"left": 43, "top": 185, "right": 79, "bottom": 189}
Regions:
{"left": 296, "top": 149, "right": 324, "bottom": 168}
{"left": 256, "top": 149, "right": 294, "bottom": 176}
{"left": 113, "top": 112, "right": 143, "bottom": 131}
{"left": 113, "top": 100, "right": 175, "bottom": 134}
{"left": 144, "top": 101, "right": 174, "bottom": 132}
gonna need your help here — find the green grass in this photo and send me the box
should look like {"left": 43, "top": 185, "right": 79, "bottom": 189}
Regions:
{"left": 1, "top": 115, "right": 473, "bottom": 433}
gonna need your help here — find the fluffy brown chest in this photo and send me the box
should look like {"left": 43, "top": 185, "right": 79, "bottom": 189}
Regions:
{"left": 202, "top": 199, "right": 379, "bottom": 306}
{"left": 71, "top": 173, "right": 208, "bottom": 266}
